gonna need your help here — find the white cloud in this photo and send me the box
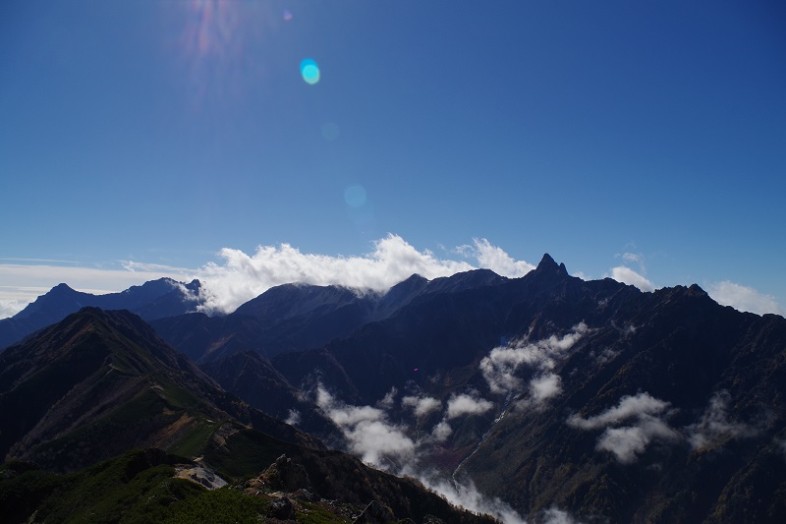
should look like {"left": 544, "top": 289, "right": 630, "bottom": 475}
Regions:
{"left": 192, "top": 234, "right": 532, "bottom": 315}
{"left": 610, "top": 266, "right": 654, "bottom": 292}
{"left": 0, "top": 235, "right": 534, "bottom": 318}
{"left": 0, "top": 293, "right": 33, "bottom": 319}
{"left": 529, "top": 373, "right": 562, "bottom": 403}
{"left": 595, "top": 416, "right": 679, "bottom": 463}
{"left": 315, "top": 385, "right": 525, "bottom": 523}
{"left": 543, "top": 508, "right": 583, "bottom": 524}
{"left": 313, "top": 384, "right": 578, "bottom": 524}
{"left": 431, "top": 420, "right": 453, "bottom": 442}
{"left": 413, "top": 475, "right": 526, "bottom": 524}
{"left": 378, "top": 387, "right": 398, "bottom": 409}
{"left": 468, "top": 238, "right": 535, "bottom": 278}
{"left": 708, "top": 281, "right": 782, "bottom": 316}
{"left": 687, "top": 390, "right": 760, "bottom": 450}
{"left": 567, "top": 393, "right": 670, "bottom": 430}
{"left": 315, "top": 385, "right": 415, "bottom": 467}
{"left": 284, "top": 409, "right": 301, "bottom": 426}
{"left": 568, "top": 393, "right": 679, "bottom": 463}
{"left": 480, "top": 323, "right": 588, "bottom": 397}
{"left": 402, "top": 395, "right": 442, "bottom": 418}
{"left": 446, "top": 393, "right": 494, "bottom": 419}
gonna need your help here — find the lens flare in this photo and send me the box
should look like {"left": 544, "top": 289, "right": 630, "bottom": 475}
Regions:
{"left": 344, "top": 185, "right": 367, "bottom": 208}
{"left": 321, "top": 122, "right": 340, "bottom": 141}
{"left": 300, "top": 58, "right": 321, "bottom": 85}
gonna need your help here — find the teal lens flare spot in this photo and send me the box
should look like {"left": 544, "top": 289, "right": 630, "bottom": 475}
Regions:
{"left": 300, "top": 58, "right": 320, "bottom": 85}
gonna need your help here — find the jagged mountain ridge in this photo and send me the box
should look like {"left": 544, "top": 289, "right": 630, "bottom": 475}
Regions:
{"left": 0, "top": 277, "right": 203, "bottom": 350}
{"left": 152, "top": 268, "right": 506, "bottom": 362}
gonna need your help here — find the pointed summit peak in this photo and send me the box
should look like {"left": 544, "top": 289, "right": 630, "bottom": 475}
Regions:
{"left": 49, "top": 283, "right": 76, "bottom": 294}
{"left": 535, "top": 253, "right": 569, "bottom": 276}
{"left": 537, "top": 253, "right": 558, "bottom": 271}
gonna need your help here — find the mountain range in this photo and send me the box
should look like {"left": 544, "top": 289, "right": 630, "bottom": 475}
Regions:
{"left": 0, "top": 277, "right": 202, "bottom": 350}
{"left": 2, "top": 254, "right": 785, "bottom": 523}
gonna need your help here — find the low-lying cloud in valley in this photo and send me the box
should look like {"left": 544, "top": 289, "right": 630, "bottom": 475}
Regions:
{"left": 315, "top": 386, "right": 415, "bottom": 468}
{"left": 312, "top": 383, "right": 530, "bottom": 523}
{"left": 567, "top": 393, "right": 680, "bottom": 463}
{"left": 687, "top": 390, "right": 761, "bottom": 450}
{"left": 567, "top": 390, "right": 766, "bottom": 463}
{"left": 480, "top": 323, "right": 589, "bottom": 401}
{"left": 402, "top": 395, "right": 442, "bottom": 418}
{"left": 446, "top": 393, "right": 494, "bottom": 419}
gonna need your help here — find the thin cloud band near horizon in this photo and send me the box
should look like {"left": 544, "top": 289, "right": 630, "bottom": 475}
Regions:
{"left": 0, "top": 234, "right": 781, "bottom": 319}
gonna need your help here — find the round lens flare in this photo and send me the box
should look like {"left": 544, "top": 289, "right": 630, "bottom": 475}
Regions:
{"left": 344, "top": 185, "right": 367, "bottom": 208}
{"left": 300, "top": 58, "right": 320, "bottom": 85}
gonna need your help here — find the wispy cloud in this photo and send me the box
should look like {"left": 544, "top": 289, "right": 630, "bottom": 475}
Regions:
{"left": 402, "top": 395, "right": 442, "bottom": 418}
{"left": 609, "top": 251, "right": 654, "bottom": 292}
{"left": 687, "top": 390, "right": 760, "bottom": 450}
{"left": 708, "top": 281, "right": 782, "bottom": 316}
{"left": 413, "top": 475, "right": 527, "bottom": 524}
{"left": 595, "top": 417, "right": 679, "bottom": 463}
{"left": 610, "top": 266, "right": 655, "bottom": 292}
{"left": 529, "top": 373, "right": 562, "bottom": 403}
{"left": 465, "top": 238, "right": 535, "bottom": 278}
{"left": 621, "top": 252, "right": 644, "bottom": 267}
{"left": 313, "top": 384, "right": 526, "bottom": 523}
{"left": 567, "top": 393, "right": 670, "bottom": 430}
{"left": 480, "top": 323, "right": 588, "bottom": 398}
{"left": 315, "top": 385, "right": 415, "bottom": 468}
{"left": 543, "top": 508, "right": 584, "bottom": 524}
{"left": 446, "top": 393, "right": 494, "bottom": 419}
{"left": 568, "top": 393, "right": 679, "bottom": 463}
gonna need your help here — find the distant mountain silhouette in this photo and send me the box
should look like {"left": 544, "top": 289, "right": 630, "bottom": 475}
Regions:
{"left": 0, "top": 278, "right": 203, "bottom": 350}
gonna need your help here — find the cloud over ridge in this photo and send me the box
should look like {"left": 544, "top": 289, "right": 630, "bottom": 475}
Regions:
{"left": 708, "top": 281, "right": 782, "bottom": 316}
{"left": 196, "top": 234, "right": 534, "bottom": 314}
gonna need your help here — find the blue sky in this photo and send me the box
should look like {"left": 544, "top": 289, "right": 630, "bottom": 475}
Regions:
{"left": 1, "top": 0, "right": 785, "bottom": 317}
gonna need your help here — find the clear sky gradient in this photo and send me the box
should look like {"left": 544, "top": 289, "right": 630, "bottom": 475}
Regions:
{"left": 1, "top": 0, "right": 785, "bottom": 316}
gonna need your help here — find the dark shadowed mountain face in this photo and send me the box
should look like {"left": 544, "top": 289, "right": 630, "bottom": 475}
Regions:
{"left": 0, "top": 307, "right": 314, "bottom": 472}
{"left": 0, "top": 278, "right": 203, "bottom": 350}
{"left": 199, "top": 350, "right": 339, "bottom": 440}
{"left": 153, "top": 269, "right": 507, "bottom": 363}
{"left": 226, "top": 254, "right": 786, "bottom": 523}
